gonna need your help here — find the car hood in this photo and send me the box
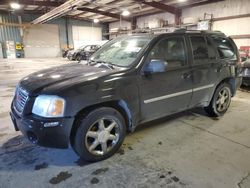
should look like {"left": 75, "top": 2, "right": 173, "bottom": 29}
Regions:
{"left": 19, "top": 63, "right": 119, "bottom": 95}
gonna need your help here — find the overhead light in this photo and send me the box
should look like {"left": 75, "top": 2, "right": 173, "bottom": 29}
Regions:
{"left": 121, "top": 10, "right": 130, "bottom": 16}
{"left": 10, "top": 2, "right": 21, "bottom": 10}
{"left": 178, "top": 0, "right": 187, "bottom": 2}
{"left": 93, "top": 19, "right": 99, "bottom": 23}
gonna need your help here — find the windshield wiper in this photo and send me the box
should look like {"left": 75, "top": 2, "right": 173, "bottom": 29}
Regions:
{"left": 89, "top": 60, "right": 114, "bottom": 69}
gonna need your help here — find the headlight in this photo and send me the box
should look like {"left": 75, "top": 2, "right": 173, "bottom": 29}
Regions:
{"left": 32, "top": 95, "right": 65, "bottom": 118}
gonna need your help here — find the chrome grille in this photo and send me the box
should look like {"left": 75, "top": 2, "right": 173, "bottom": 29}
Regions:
{"left": 14, "top": 86, "right": 29, "bottom": 114}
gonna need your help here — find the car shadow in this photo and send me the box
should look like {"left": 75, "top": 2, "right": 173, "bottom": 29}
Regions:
{"left": 0, "top": 135, "right": 92, "bottom": 172}
{"left": 239, "top": 85, "right": 250, "bottom": 92}
{"left": 0, "top": 108, "right": 216, "bottom": 172}
{"left": 134, "top": 107, "right": 218, "bottom": 133}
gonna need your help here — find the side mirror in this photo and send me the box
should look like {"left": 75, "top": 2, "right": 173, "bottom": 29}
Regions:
{"left": 144, "top": 59, "right": 167, "bottom": 74}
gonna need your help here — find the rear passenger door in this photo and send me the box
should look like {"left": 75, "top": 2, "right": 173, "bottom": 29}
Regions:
{"left": 188, "top": 34, "right": 220, "bottom": 107}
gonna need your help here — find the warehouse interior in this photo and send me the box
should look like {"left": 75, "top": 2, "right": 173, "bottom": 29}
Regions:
{"left": 0, "top": 0, "right": 250, "bottom": 188}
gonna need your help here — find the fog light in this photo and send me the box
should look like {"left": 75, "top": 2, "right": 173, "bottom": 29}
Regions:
{"left": 27, "top": 131, "right": 38, "bottom": 144}
{"left": 44, "top": 122, "right": 60, "bottom": 128}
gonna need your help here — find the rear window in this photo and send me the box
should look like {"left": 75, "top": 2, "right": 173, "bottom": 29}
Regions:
{"left": 211, "top": 37, "right": 236, "bottom": 59}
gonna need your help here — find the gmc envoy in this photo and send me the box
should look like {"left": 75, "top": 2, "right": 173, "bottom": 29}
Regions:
{"left": 10, "top": 30, "right": 242, "bottom": 161}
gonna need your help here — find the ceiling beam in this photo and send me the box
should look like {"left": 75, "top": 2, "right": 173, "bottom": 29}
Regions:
{"left": 0, "top": 0, "right": 63, "bottom": 7}
{"left": 180, "top": 0, "right": 225, "bottom": 9}
{"left": 134, "top": 0, "right": 178, "bottom": 15}
{"left": 77, "top": 7, "right": 130, "bottom": 21}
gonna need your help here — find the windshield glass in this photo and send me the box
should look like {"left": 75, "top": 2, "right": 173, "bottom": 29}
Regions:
{"left": 82, "top": 45, "right": 91, "bottom": 51}
{"left": 91, "top": 35, "right": 152, "bottom": 67}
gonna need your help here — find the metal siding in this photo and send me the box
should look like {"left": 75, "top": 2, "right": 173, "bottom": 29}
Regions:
{"left": 0, "top": 13, "right": 106, "bottom": 54}
{"left": 0, "top": 14, "right": 21, "bottom": 43}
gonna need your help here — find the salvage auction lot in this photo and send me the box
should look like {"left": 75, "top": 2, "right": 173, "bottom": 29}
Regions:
{"left": 1, "top": 58, "right": 250, "bottom": 188}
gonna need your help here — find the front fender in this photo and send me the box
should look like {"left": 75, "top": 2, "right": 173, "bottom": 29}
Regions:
{"left": 61, "top": 75, "right": 140, "bottom": 130}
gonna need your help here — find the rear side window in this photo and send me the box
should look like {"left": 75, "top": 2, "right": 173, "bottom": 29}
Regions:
{"left": 190, "top": 36, "right": 209, "bottom": 64}
{"left": 211, "top": 37, "right": 236, "bottom": 59}
{"left": 206, "top": 38, "right": 217, "bottom": 59}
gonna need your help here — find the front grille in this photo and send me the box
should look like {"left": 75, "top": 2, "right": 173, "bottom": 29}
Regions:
{"left": 14, "top": 86, "right": 29, "bottom": 114}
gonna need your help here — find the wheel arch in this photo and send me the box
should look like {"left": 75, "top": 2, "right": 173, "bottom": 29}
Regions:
{"left": 69, "top": 100, "right": 133, "bottom": 147}
{"left": 217, "top": 77, "right": 237, "bottom": 96}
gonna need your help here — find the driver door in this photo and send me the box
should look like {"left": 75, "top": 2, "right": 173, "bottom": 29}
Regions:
{"left": 138, "top": 36, "right": 193, "bottom": 122}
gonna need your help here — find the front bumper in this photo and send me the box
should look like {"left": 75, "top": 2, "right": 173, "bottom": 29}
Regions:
{"left": 10, "top": 105, "right": 74, "bottom": 149}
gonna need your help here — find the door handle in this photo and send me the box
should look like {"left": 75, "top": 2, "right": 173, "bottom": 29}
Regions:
{"left": 182, "top": 72, "right": 192, "bottom": 79}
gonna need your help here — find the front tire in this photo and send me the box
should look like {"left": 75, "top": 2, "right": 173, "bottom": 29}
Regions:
{"left": 204, "top": 83, "right": 232, "bottom": 117}
{"left": 76, "top": 55, "right": 81, "bottom": 61}
{"left": 73, "top": 107, "right": 126, "bottom": 162}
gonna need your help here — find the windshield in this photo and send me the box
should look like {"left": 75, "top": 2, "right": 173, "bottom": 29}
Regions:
{"left": 83, "top": 45, "right": 92, "bottom": 51}
{"left": 91, "top": 35, "right": 152, "bottom": 67}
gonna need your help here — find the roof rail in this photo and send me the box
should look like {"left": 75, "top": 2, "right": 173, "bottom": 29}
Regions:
{"left": 174, "top": 28, "right": 225, "bottom": 35}
{"left": 174, "top": 28, "right": 202, "bottom": 33}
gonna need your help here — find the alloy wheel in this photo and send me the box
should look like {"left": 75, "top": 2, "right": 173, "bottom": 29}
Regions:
{"left": 216, "top": 87, "right": 231, "bottom": 112}
{"left": 85, "top": 118, "right": 120, "bottom": 156}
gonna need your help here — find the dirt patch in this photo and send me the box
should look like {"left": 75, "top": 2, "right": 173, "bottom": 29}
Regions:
{"left": 117, "top": 148, "right": 125, "bottom": 155}
{"left": 90, "top": 177, "right": 99, "bottom": 184}
{"left": 128, "top": 146, "right": 133, "bottom": 150}
{"left": 91, "top": 167, "right": 109, "bottom": 175}
{"left": 49, "top": 171, "right": 72, "bottom": 184}
{"left": 34, "top": 162, "right": 48, "bottom": 170}
{"left": 159, "top": 175, "right": 165, "bottom": 178}
{"left": 0, "top": 133, "right": 7, "bottom": 137}
{"left": 171, "top": 176, "right": 180, "bottom": 182}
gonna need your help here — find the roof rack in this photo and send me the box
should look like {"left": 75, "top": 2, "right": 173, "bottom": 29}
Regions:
{"left": 174, "top": 28, "right": 225, "bottom": 35}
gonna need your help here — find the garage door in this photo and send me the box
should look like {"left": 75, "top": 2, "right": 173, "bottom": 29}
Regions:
{"left": 72, "top": 26, "right": 102, "bottom": 49}
{"left": 23, "top": 24, "right": 61, "bottom": 58}
{"left": 213, "top": 17, "right": 250, "bottom": 48}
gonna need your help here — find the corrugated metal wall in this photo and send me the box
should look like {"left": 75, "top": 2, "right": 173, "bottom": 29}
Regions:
{"left": 0, "top": 14, "right": 21, "bottom": 43}
{"left": 0, "top": 13, "right": 108, "bottom": 57}
{"left": 0, "top": 14, "right": 22, "bottom": 57}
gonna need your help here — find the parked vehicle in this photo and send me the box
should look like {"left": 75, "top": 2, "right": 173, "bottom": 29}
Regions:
{"left": 241, "top": 59, "right": 250, "bottom": 86}
{"left": 10, "top": 30, "right": 242, "bottom": 162}
{"left": 77, "top": 45, "right": 101, "bottom": 61}
{"left": 67, "top": 45, "right": 85, "bottom": 60}
{"left": 67, "top": 45, "right": 100, "bottom": 61}
{"left": 62, "top": 48, "right": 73, "bottom": 58}
{"left": 239, "top": 49, "right": 249, "bottom": 62}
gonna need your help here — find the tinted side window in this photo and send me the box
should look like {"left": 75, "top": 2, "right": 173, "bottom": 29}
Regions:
{"left": 147, "top": 37, "right": 187, "bottom": 69}
{"left": 190, "top": 36, "right": 209, "bottom": 64}
{"left": 211, "top": 37, "right": 236, "bottom": 59}
{"left": 206, "top": 38, "right": 216, "bottom": 59}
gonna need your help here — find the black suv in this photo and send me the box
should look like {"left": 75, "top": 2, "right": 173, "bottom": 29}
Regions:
{"left": 10, "top": 30, "right": 242, "bottom": 161}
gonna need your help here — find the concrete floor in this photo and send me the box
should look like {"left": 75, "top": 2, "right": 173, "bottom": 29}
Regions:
{"left": 0, "top": 58, "right": 250, "bottom": 188}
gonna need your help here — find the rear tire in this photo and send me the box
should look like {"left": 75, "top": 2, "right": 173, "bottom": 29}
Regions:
{"left": 204, "top": 83, "right": 232, "bottom": 117}
{"left": 73, "top": 107, "right": 126, "bottom": 162}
